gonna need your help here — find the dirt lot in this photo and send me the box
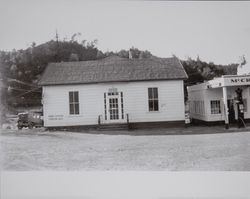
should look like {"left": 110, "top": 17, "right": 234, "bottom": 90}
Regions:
{"left": 1, "top": 127, "right": 250, "bottom": 170}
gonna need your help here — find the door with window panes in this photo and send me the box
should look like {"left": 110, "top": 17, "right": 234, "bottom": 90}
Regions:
{"left": 103, "top": 89, "right": 125, "bottom": 123}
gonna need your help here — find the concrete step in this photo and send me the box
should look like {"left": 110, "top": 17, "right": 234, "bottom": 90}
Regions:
{"left": 98, "top": 123, "right": 129, "bottom": 131}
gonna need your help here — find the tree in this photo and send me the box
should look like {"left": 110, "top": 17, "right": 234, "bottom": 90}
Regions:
{"left": 181, "top": 57, "right": 238, "bottom": 101}
{"left": 1, "top": 34, "right": 99, "bottom": 108}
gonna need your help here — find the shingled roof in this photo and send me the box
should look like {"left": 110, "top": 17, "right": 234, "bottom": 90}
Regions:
{"left": 39, "top": 55, "right": 187, "bottom": 86}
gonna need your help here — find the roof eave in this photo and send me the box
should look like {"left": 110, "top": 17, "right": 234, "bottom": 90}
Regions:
{"left": 39, "top": 78, "right": 187, "bottom": 87}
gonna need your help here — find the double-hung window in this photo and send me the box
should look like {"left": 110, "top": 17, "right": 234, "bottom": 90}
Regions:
{"left": 210, "top": 100, "right": 221, "bottom": 114}
{"left": 148, "top": 87, "right": 159, "bottom": 111}
{"left": 69, "top": 91, "right": 79, "bottom": 115}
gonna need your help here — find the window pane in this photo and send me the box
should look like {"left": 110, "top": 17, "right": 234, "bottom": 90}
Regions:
{"left": 153, "top": 88, "right": 158, "bottom": 98}
{"left": 149, "top": 100, "right": 154, "bottom": 111}
{"left": 148, "top": 88, "right": 153, "bottom": 99}
{"left": 69, "top": 92, "right": 73, "bottom": 103}
{"left": 211, "top": 101, "right": 214, "bottom": 114}
{"left": 75, "top": 103, "right": 79, "bottom": 114}
{"left": 109, "top": 99, "right": 112, "bottom": 109}
{"left": 74, "top": 92, "right": 79, "bottom": 102}
{"left": 69, "top": 104, "right": 74, "bottom": 114}
{"left": 154, "top": 100, "right": 159, "bottom": 111}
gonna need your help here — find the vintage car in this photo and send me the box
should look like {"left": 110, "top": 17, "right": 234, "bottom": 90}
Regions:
{"left": 17, "top": 111, "right": 44, "bottom": 129}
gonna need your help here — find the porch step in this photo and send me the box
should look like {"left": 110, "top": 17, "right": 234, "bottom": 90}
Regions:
{"left": 98, "top": 123, "right": 129, "bottom": 131}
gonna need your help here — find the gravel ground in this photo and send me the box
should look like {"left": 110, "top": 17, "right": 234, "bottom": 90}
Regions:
{"left": 1, "top": 127, "right": 250, "bottom": 171}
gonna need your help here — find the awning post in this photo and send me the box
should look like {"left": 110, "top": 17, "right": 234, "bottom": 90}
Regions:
{"left": 222, "top": 86, "right": 229, "bottom": 129}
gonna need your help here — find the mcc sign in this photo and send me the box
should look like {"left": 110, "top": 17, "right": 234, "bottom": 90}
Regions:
{"left": 224, "top": 76, "right": 250, "bottom": 86}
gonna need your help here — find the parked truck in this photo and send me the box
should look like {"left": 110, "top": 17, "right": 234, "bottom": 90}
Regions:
{"left": 17, "top": 111, "right": 43, "bottom": 129}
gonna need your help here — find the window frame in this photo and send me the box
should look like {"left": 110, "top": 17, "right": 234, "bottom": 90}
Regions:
{"left": 104, "top": 93, "right": 107, "bottom": 120}
{"left": 69, "top": 91, "right": 80, "bottom": 115}
{"left": 121, "top": 92, "right": 124, "bottom": 119}
{"left": 210, "top": 100, "right": 221, "bottom": 114}
{"left": 148, "top": 87, "right": 159, "bottom": 112}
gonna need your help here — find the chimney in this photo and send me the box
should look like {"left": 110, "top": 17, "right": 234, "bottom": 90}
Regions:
{"left": 129, "top": 50, "right": 132, "bottom": 59}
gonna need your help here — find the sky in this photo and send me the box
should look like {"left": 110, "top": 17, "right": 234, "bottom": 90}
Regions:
{"left": 0, "top": 1, "right": 250, "bottom": 65}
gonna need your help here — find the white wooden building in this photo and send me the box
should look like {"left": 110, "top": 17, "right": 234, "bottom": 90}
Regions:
{"left": 188, "top": 75, "right": 250, "bottom": 128}
{"left": 39, "top": 56, "right": 187, "bottom": 129}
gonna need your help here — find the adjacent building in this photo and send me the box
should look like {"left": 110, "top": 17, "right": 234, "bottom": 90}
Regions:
{"left": 188, "top": 74, "right": 250, "bottom": 128}
{"left": 39, "top": 55, "right": 187, "bottom": 129}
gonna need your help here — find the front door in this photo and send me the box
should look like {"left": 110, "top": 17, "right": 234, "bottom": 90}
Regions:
{"left": 109, "top": 97, "right": 119, "bottom": 120}
{"left": 103, "top": 90, "right": 125, "bottom": 123}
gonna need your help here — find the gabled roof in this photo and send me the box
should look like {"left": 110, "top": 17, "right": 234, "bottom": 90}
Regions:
{"left": 39, "top": 55, "right": 188, "bottom": 86}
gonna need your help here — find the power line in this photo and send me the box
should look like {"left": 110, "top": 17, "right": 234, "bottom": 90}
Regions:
{"left": 8, "top": 87, "right": 41, "bottom": 100}
{"left": 0, "top": 86, "right": 41, "bottom": 93}
{"left": 7, "top": 78, "right": 40, "bottom": 88}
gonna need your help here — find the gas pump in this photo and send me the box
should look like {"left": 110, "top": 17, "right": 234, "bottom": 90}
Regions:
{"left": 235, "top": 88, "right": 245, "bottom": 128}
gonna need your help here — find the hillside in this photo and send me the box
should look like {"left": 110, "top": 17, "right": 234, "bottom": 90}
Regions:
{"left": 0, "top": 38, "right": 238, "bottom": 111}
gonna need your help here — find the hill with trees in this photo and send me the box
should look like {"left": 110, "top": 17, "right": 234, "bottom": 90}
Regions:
{"left": 181, "top": 56, "right": 238, "bottom": 100}
{"left": 0, "top": 34, "right": 239, "bottom": 116}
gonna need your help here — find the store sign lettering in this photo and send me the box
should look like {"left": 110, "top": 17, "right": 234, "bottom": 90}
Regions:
{"left": 48, "top": 115, "right": 64, "bottom": 120}
{"left": 230, "top": 78, "right": 250, "bottom": 84}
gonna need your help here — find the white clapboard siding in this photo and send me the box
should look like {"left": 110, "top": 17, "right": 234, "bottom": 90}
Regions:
{"left": 42, "top": 80, "right": 185, "bottom": 127}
